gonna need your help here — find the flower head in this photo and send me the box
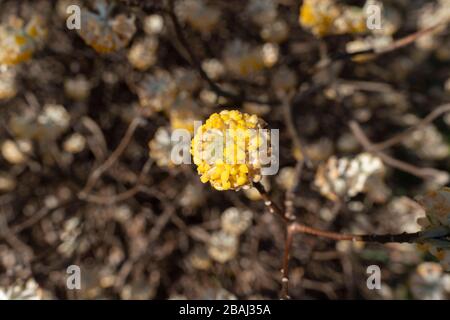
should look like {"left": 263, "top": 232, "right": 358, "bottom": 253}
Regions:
{"left": 78, "top": 1, "right": 136, "bottom": 54}
{"left": 314, "top": 152, "right": 386, "bottom": 201}
{"left": 299, "top": 0, "right": 366, "bottom": 37}
{"left": 127, "top": 37, "right": 158, "bottom": 71}
{"left": 0, "top": 68, "right": 17, "bottom": 100}
{"left": 417, "top": 188, "right": 450, "bottom": 271}
{"left": 175, "top": 0, "right": 220, "bottom": 35}
{"left": 418, "top": 188, "right": 450, "bottom": 228}
{"left": 207, "top": 230, "right": 238, "bottom": 263}
{"left": 191, "top": 110, "right": 270, "bottom": 191}
{"left": 0, "top": 15, "right": 47, "bottom": 66}
{"left": 136, "top": 70, "right": 176, "bottom": 113}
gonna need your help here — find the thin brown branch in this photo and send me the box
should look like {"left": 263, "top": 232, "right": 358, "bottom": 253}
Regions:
{"left": 79, "top": 117, "right": 145, "bottom": 198}
{"left": 349, "top": 120, "right": 449, "bottom": 182}
{"left": 372, "top": 103, "right": 450, "bottom": 151}
{"left": 253, "top": 181, "right": 291, "bottom": 223}
{"left": 314, "top": 22, "right": 447, "bottom": 73}
{"left": 334, "top": 22, "right": 446, "bottom": 61}
{"left": 289, "top": 222, "right": 423, "bottom": 243}
{"left": 80, "top": 159, "right": 153, "bottom": 205}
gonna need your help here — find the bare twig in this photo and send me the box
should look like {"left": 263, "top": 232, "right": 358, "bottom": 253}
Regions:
{"left": 79, "top": 117, "right": 145, "bottom": 198}
{"left": 11, "top": 199, "right": 78, "bottom": 233}
{"left": 332, "top": 22, "right": 446, "bottom": 62}
{"left": 289, "top": 222, "right": 422, "bottom": 243}
{"left": 314, "top": 22, "right": 447, "bottom": 73}
{"left": 81, "top": 159, "right": 153, "bottom": 205}
{"left": 372, "top": 103, "right": 450, "bottom": 151}
{"left": 256, "top": 183, "right": 425, "bottom": 299}
{"left": 349, "top": 120, "right": 449, "bottom": 182}
{"left": 254, "top": 182, "right": 291, "bottom": 223}
{"left": 280, "top": 89, "right": 314, "bottom": 168}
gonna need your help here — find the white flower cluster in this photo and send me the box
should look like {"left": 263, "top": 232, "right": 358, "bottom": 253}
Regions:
{"left": 207, "top": 207, "right": 253, "bottom": 263}
{"left": 175, "top": 0, "right": 220, "bottom": 35}
{"left": 0, "top": 279, "right": 45, "bottom": 300}
{"left": 314, "top": 152, "right": 386, "bottom": 201}
{"left": 417, "top": 188, "right": 450, "bottom": 271}
{"left": 409, "top": 262, "right": 450, "bottom": 299}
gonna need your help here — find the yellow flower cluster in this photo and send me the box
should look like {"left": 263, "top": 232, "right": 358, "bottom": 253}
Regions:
{"left": 299, "top": 0, "right": 366, "bottom": 37}
{"left": 191, "top": 110, "right": 268, "bottom": 191}
{"left": 0, "top": 16, "right": 47, "bottom": 66}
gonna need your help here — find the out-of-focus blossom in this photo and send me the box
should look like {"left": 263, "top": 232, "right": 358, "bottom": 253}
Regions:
{"left": 333, "top": 7, "right": 367, "bottom": 35}
{"left": 0, "top": 15, "right": 47, "bottom": 66}
{"left": 207, "top": 230, "right": 238, "bottom": 263}
{"left": 77, "top": 1, "right": 136, "bottom": 53}
{"left": 416, "top": 188, "right": 450, "bottom": 271}
{"left": 378, "top": 197, "right": 424, "bottom": 234}
{"left": 366, "top": 1, "right": 401, "bottom": 37}
{"left": 173, "top": 68, "right": 201, "bottom": 93}
{"left": 418, "top": 188, "right": 450, "bottom": 228}
{"left": 221, "top": 207, "right": 253, "bottom": 236}
{"left": 57, "top": 0, "right": 82, "bottom": 19}
{"left": 188, "top": 246, "right": 211, "bottom": 270}
{"left": 128, "top": 37, "right": 158, "bottom": 71}
{"left": 148, "top": 127, "right": 175, "bottom": 168}
{"left": 402, "top": 124, "right": 449, "bottom": 160}
{"left": 337, "top": 132, "right": 360, "bottom": 153}
{"left": 416, "top": 0, "right": 450, "bottom": 50}
{"left": 0, "top": 279, "right": 46, "bottom": 300}
{"left": 8, "top": 104, "right": 70, "bottom": 141}
{"left": 246, "top": 0, "right": 277, "bottom": 26}
{"left": 260, "top": 19, "right": 289, "bottom": 43}
{"left": 262, "top": 43, "right": 279, "bottom": 68}
{"left": 191, "top": 110, "right": 269, "bottom": 191}
{"left": 202, "top": 59, "right": 225, "bottom": 81}
{"left": 179, "top": 183, "right": 204, "bottom": 210}
{"left": 175, "top": 0, "right": 220, "bottom": 35}
{"left": 63, "top": 133, "right": 86, "bottom": 154}
{"left": 314, "top": 153, "right": 386, "bottom": 201}
{"left": 223, "top": 40, "right": 267, "bottom": 77}
{"left": 243, "top": 102, "right": 271, "bottom": 116}
{"left": 305, "top": 138, "right": 334, "bottom": 164}
{"left": 445, "top": 78, "right": 450, "bottom": 93}
{"left": 121, "top": 276, "right": 159, "bottom": 300}
{"left": 170, "top": 93, "right": 202, "bottom": 134}
{"left": 1, "top": 139, "right": 32, "bottom": 165}
{"left": 36, "top": 104, "right": 71, "bottom": 140}
{"left": 0, "top": 68, "right": 17, "bottom": 100}
{"left": 299, "top": 0, "right": 366, "bottom": 37}
{"left": 276, "top": 166, "right": 296, "bottom": 191}
{"left": 143, "top": 14, "right": 164, "bottom": 35}
{"left": 201, "top": 287, "right": 237, "bottom": 300}
{"left": 272, "top": 66, "right": 297, "bottom": 93}
{"left": 409, "top": 262, "right": 447, "bottom": 300}
{"left": 58, "top": 216, "right": 82, "bottom": 257}
{"left": 0, "top": 173, "right": 16, "bottom": 192}
{"left": 136, "top": 70, "right": 177, "bottom": 113}
{"left": 64, "top": 75, "right": 91, "bottom": 101}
